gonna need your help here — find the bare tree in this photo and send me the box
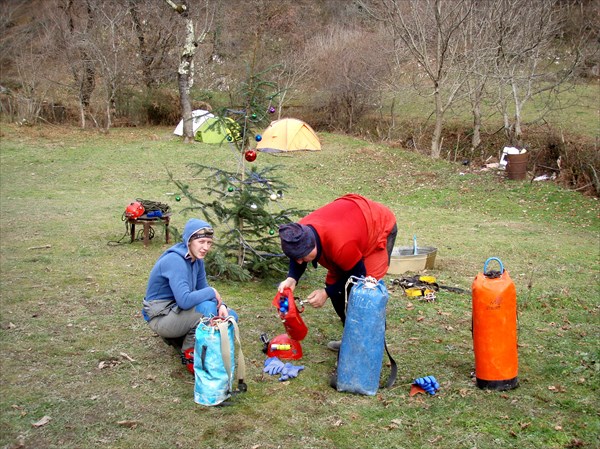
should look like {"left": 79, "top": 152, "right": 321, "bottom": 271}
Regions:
{"left": 305, "top": 25, "right": 388, "bottom": 132}
{"left": 165, "top": 0, "right": 213, "bottom": 143}
{"left": 565, "top": 0, "right": 600, "bottom": 80}
{"left": 0, "top": 1, "right": 55, "bottom": 124}
{"left": 62, "top": 0, "right": 97, "bottom": 128}
{"left": 271, "top": 50, "right": 313, "bottom": 120}
{"left": 207, "top": 0, "right": 317, "bottom": 119}
{"left": 488, "top": 0, "right": 581, "bottom": 145}
{"left": 50, "top": 0, "right": 142, "bottom": 131}
{"left": 458, "top": 1, "right": 500, "bottom": 154}
{"left": 0, "top": 0, "right": 592, "bottom": 144}
{"left": 41, "top": 0, "right": 135, "bottom": 130}
{"left": 85, "top": 2, "right": 131, "bottom": 130}
{"left": 127, "top": 0, "right": 179, "bottom": 89}
{"left": 363, "top": 0, "right": 473, "bottom": 158}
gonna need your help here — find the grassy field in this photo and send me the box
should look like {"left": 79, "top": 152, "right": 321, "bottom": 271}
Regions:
{"left": 0, "top": 123, "right": 598, "bottom": 449}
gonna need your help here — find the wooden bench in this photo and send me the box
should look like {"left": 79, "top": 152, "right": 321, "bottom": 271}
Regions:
{"left": 128, "top": 214, "right": 171, "bottom": 247}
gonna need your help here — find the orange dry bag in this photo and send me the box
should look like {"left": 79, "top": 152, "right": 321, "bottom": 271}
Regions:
{"left": 471, "top": 257, "right": 519, "bottom": 390}
{"left": 271, "top": 288, "right": 308, "bottom": 341}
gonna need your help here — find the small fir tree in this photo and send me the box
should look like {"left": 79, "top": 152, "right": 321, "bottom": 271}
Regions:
{"left": 171, "top": 164, "right": 305, "bottom": 280}
{"left": 171, "top": 64, "right": 304, "bottom": 280}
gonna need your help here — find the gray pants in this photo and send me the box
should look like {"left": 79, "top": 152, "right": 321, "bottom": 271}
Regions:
{"left": 147, "top": 302, "right": 238, "bottom": 352}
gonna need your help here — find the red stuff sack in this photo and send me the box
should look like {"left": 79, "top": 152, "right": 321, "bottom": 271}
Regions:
{"left": 271, "top": 288, "right": 308, "bottom": 341}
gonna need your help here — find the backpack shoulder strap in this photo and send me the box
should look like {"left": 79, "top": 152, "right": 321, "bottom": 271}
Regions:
{"left": 216, "top": 319, "right": 233, "bottom": 379}
{"left": 383, "top": 334, "right": 398, "bottom": 388}
{"left": 230, "top": 318, "right": 247, "bottom": 391}
{"left": 217, "top": 317, "right": 247, "bottom": 393}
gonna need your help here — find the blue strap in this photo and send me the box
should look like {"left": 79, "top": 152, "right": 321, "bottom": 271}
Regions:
{"left": 483, "top": 257, "right": 504, "bottom": 274}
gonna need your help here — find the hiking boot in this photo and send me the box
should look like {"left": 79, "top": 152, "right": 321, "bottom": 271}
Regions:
{"left": 162, "top": 336, "right": 184, "bottom": 351}
{"left": 329, "top": 368, "right": 338, "bottom": 389}
{"left": 327, "top": 340, "right": 342, "bottom": 352}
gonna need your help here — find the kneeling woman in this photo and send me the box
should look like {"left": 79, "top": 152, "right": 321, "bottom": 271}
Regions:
{"left": 142, "top": 218, "right": 238, "bottom": 373}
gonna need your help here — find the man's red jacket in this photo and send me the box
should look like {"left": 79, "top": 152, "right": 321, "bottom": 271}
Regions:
{"left": 299, "top": 193, "right": 396, "bottom": 284}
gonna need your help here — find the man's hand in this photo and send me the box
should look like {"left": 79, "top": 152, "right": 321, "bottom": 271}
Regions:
{"left": 278, "top": 277, "right": 297, "bottom": 293}
{"left": 213, "top": 288, "right": 223, "bottom": 309}
{"left": 306, "top": 289, "right": 328, "bottom": 308}
{"left": 218, "top": 304, "right": 229, "bottom": 318}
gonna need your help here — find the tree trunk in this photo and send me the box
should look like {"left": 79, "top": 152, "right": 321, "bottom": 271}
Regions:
{"left": 67, "top": 0, "right": 96, "bottom": 129}
{"left": 166, "top": 0, "right": 208, "bottom": 143}
{"left": 179, "top": 14, "right": 196, "bottom": 142}
{"left": 128, "top": 0, "right": 156, "bottom": 89}
{"left": 511, "top": 80, "right": 523, "bottom": 145}
{"left": 80, "top": 57, "right": 96, "bottom": 129}
{"left": 431, "top": 88, "right": 443, "bottom": 158}
{"left": 178, "top": 67, "right": 194, "bottom": 143}
{"left": 471, "top": 102, "right": 482, "bottom": 151}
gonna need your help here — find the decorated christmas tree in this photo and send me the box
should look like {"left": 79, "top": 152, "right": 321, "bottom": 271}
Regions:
{"left": 171, "top": 65, "right": 305, "bottom": 280}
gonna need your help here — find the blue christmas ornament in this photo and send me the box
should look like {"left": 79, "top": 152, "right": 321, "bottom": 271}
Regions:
{"left": 255, "top": 134, "right": 262, "bottom": 142}
{"left": 279, "top": 297, "right": 289, "bottom": 314}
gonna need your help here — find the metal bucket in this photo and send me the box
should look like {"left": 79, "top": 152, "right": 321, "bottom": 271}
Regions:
{"left": 387, "top": 246, "right": 437, "bottom": 275}
{"left": 506, "top": 153, "right": 528, "bottom": 180}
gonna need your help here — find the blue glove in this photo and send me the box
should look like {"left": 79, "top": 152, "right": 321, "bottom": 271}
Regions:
{"left": 414, "top": 375, "right": 440, "bottom": 395}
{"left": 279, "top": 362, "right": 305, "bottom": 381}
{"left": 263, "top": 357, "right": 285, "bottom": 375}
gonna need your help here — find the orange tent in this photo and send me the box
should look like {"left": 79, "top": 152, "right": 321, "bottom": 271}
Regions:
{"left": 256, "top": 118, "right": 321, "bottom": 153}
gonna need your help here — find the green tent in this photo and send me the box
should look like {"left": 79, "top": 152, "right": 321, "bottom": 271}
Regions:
{"left": 194, "top": 117, "right": 242, "bottom": 144}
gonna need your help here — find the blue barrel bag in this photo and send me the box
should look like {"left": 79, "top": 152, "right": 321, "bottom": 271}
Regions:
{"left": 333, "top": 276, "right": 397, "bottom": 395}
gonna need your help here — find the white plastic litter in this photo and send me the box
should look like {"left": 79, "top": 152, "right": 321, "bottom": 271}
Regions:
{"left": 533, "top": 174, "right": 556, "bottom": 182}
{"left": 500, "top": 147, "right": 527, "bottom": 167}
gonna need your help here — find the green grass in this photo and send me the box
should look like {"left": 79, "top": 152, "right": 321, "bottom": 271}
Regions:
{"left": 1, "top": 124, "right": 598, "bottom": 449}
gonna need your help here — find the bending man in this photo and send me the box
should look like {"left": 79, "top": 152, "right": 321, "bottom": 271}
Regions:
{"left": 278, "top": 194, "right": 397, "bottom": 351}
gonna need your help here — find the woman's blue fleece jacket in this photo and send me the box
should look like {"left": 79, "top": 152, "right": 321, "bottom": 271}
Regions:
{"left": 142, "top": 218, "right": 217, "bottom": 321}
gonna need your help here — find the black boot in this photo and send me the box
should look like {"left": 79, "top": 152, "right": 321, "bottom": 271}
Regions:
{"left": 161, "top": 336, "right": 185, "bottom": 351}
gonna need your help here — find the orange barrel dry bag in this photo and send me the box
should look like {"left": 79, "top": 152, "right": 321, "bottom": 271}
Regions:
{"left": 471, "top": 257, "right": 519, "bottom": 390}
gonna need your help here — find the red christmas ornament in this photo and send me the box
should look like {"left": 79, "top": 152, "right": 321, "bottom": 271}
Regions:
{"left": 244, "top": 149, "right": 257, "bottom": 162}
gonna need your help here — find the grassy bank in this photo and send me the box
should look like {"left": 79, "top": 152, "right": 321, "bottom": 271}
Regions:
{"left": 0, "top": 124, "right": 598, "bottom": 449}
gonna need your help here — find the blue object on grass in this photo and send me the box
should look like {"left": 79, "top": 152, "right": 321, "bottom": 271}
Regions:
{"left": 414, "top": 375, "right": 440, "bottom": 395}
{"left": 263, "top": 357, "right": 285, "bottom": 375}
{"left": 279, "top": 363, "right": 305, "bottom": 381}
